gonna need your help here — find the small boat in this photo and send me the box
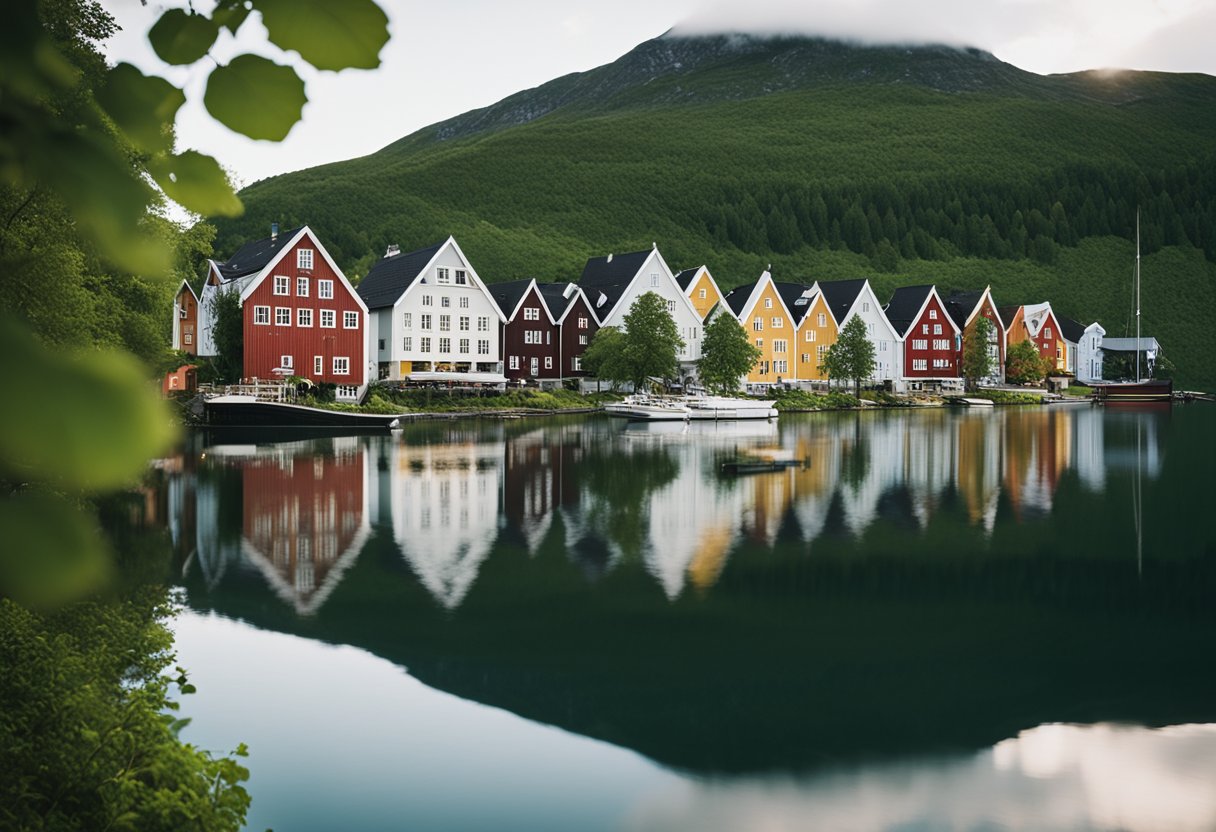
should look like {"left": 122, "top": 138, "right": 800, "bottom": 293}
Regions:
{"left": 1090, "top": 379, "right": 1173, "bottom": 403}
{"left": 683, "top": 395, "right": 779, "bottom": 420}
{"left": 203, "top": 394, "right": 403, "bottom": 429}
{"left": 603, "top": 394, "right": 691, "bottom": 421}
{"left": 957, "top": 397, "right": 995, "bottom": 408}
{"left": 720, "top": 458, "right": 802, "bottom": 475}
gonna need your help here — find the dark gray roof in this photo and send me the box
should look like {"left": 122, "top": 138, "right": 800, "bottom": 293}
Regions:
{"left": 214, "top": 226, "right": 305, "bottom": 281}
{"left": 489, "top": 278, "right": 535, "bottom": 321}
{"left": 357, "top": 240, "right": 445, "bottom": 310}
{"left": 1057, "top": 315, "right": 1088, "bottom": 344}
{"left": 674, "top": 267, "right": 701, "bottom": 291}
{"left": 996, "top": 305, "right": 1021, "bottom": 331}
{"left": 722, "top": 281, "right": 758, "bottom": 316}
{"left": 942, "top": 289, "right": 985, "bottom": 329}
{"left": 773, "top": 281, "right": 815, "bottom": 321}
{"left": 884, "top": 285, "right": 934, "bottom": 337}
{"left": 536, "top": 283, "right": 578, "bottom": 321}
{"left": 815, "top": 278, "right": 867, "bottom": 324}
{"left": 582, "top": 283, "right": 628, "bottom": 318}
{"left": 579, "top": 250, "right": 651, "bottom": 287}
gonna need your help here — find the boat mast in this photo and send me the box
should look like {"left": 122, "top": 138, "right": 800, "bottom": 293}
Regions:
{"left": 1135, "top": 209, "right": 1141, "bottom": 382}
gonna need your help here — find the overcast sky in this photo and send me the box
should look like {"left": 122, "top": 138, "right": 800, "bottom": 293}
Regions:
{"left": 99, "top": 0, "right": 1216, "bottom": 195}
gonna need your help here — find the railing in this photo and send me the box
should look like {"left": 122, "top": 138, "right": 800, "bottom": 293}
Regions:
{"left": 198, "top": 379, "right": 293, "bottom": 402}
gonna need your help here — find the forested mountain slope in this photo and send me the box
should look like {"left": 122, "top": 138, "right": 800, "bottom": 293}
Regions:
{"left": 212, "top": 33, "right": 1216, "bottom": 387}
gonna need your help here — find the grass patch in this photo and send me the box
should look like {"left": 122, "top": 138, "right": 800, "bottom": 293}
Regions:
{"left": 773, "top": 389, "right": 860, "bottom": 411}
{"left": 966, "top": 389, "right": 1044, "bottom": 404}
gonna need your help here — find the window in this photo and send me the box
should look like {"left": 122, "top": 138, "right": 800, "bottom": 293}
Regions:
{"left": 817, "top": 345, "right": 826, "bottom": 359}
{"left": 439, "top": 337, "right": 451, "bottom": 353}
{"left": 441, "top": 296, "right": 450, "bottom": 308}
{"left": 818, "top": 313, "right": 826, "bottom": 327}
{"left": 509, "top": 356, "right": 520, "bottom": 370}
{"left": 578, "top": 316, "right": 588, "bottom": 329}
{"left": 318, "top": 280, "right": 333, "bottom": 299}
{"left": 280, "top": 354, "right": 293, "bottom": 370}
{"left": 477, "top": 316, "right": 489, "bottom": 331}
{"left": 699, "top": 288, "right": 707, "bottom": 299}
{"left": 863, "top": 302, "right": 870, "bottom": 312}
{"left": 297, "top": 308, "right": 313, "bottom": 327}
{"left": 297, "top": 249, "right": 313, "bottom": 270}
{"left": 296, "top": 277, "right": 309, "bottom": 297}
{"left": 332, "top": 356, "right": 349, "bottom": 375}
{"left": 765, "top": 298, "right": 773, "bottom": 309}
{"left": 455, "top": 269, "right": 468, "bottom": 285}
{"left": 459, "top": 296, "right": 468, "bottom": 308}
{"left": 314, "top": 356, "right": 323, "bottom": 375}
{"left": 912, "top": 339, "right": 927, "bottom": 350}
{"left": 530, "top": 357, "right": 539, "bottom": 375}
{"left": 933, "top": 324, "right": 942, "bottom": 335}
{"left": 666, "top": 300, "right": 675, "bottom": 313}
{"left": 867, "top": 323, "right": 875, "bottom": 335}
{"left": 179, "top": 305, "right": 187, "bottom": 319}
{"left": 771, "top": 316, "right": 782, "bottom": 328}
{"left": 343, "top": 311, "right": 359, "bottom": 329}
{"left": 420, "top": 337, "right": 431, "bottom": 352}
{"left": 459, "top": 316, "right": 469, "bottom": 331}
{"left": 437, "top": 267, "right": 450, "bottom": 284}
{"left": 933, "top": 338, "right": 950, "bottom": 350}
{"left": 753, "top": 317, "right": 763, "bottom": 332}
{"left": 403, "top": 312, "right": 412, "bottom": 328}
{"left": 774, "top": 339, "right": 787, "bottom": 354}
{"left": 524, "top": 307, "right": 539, "bottom": 321}
{"left": 459, "top": 338, "right": 469, "bottom": 354}
{"left": 929, "top": 309, "right": 937, "bottom": 319}
{"left": 572, "top": 356, "right": 583, "bottom": 371}
{"left": 801, "top": 352, "right": 810, "bottom": 364}
{"left": 922, "top": 324, "right": 929, "bottom": 334}
{"left": 650, "top": 273, "right": 658, "bottom": 287}
{"left": 477, "top": 339, "right": 489, "bottom": 355}
{"left": 273, "top": 276, "right": 289, "bottom": 295}
{"left": 439, "top": 315, "right": 451, "bottom": 332}
{"left": 421, "top": 314, "right": 432, "bottom": 330}
{"left": 184, "top": 332, "right": 193, "bottom": 345}
{"left": 544, "top": 356, "right": 552, "bottom": 369}
{"left": 524, "top": 330, "right": 542, "bottom": 344}
{"left": 378, "top": 339, "right": 385, "bottom": 351}
{"left": 320, "top": 309, "right": 335, "bottom": 328}
{"left": 756, "top": 338, "right": 764, "bottom": 349}
{"left": 578, "top": 334, "right": 588, "bottom": 345}
{"left": 403, "top": 337, "right": 412, "bottom": 352}
{"left": 913, "top": 359, "right": 927, "bottom": 371}
{"left": 422, "top": 294, "right": 433, "bottom": 306}
{"left": 254, "top": 305, "right": 270, "bottom": 325}
{"left": 1045, "top": 327, "right": 1052, "bottom": 338}
{"left": 775, "top": 360, "right": 787, "bottom": 374}
{"left": 275, "top": 307, "right": 291, "bottom": 326}
{"left": 806, "top": 329, "right": 816, "bottom": 342}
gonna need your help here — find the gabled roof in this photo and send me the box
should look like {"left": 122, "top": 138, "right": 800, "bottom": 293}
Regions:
{"left": 357, "top": 240, "right": 446, "bottom": 310}
{"left": 213, "top": 226, "right": 305, "bottom": 281}
{"left": 883, "top": 285, "right": 936, "bottom": 337}
{"left": 674, "top": 267, "right": 708, "bottom": 291}
{"left": 175, "top": 278, "right": 199, "bottom": 302}
{"left": 579, "top": 250, "right": 652, "bottom": 287}
{"left": 942, "top": 289, "right": 985, "bottom": 330}
{"left": 773, "top": 282, "right": 817, "bottom": 326}
{"left": 536, "top": 282, "right": 590, "bottom": 324}
{"left": 1022, "top": 302, "right": 1056, "bottom": 338}
{"left": 813, "top": 278, "right": 868, "bottom": 324}
{"left": 996, "top": 305, "right": 1021, "bottom": 332}
{"left": 721, "top": 280, "right": 757, "bottom": 317}
{"left": 1057, "top": 315, "right": 1089, "bottom": 344}
{"left": 489, "top": 278, "right": 540, "bottom": 323}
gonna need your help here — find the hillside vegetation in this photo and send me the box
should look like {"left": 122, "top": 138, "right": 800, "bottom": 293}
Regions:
{"left": 212, "top": 34, "right": 1216, "bottom": 388}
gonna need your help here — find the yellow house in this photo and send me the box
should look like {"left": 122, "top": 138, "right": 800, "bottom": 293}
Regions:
{"left": 778, "top": 284, "right": 838, "bottom": 383}
{"left": 721, "top": 270, "right": 798, "bottom": 386}
{"left": 675, "top": 265, "right": 726, "bottom": 321}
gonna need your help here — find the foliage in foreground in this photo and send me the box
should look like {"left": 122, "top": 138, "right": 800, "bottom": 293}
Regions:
{"left": 0, "top": 593, "right": 250, "bottom": 831}
{"left": 772, "top": 389, "right": 860, "bottom": 411}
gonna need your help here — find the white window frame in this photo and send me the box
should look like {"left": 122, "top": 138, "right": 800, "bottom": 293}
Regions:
{"left": 318, "top": 279, "right": 334, "bottom": 300}
{"left": 314, "top": 356, "right": 323, "bottom": 375}
{"left": 297, "top": 308, "right": 313, "bottom": 328}
{"left": 280, "top": 354, "right": 293, "bottom": 370}
{"left": 254, "top": 305, "right": 270, "bottom": 325}
{"left": 296, "top": 277, "right": 309, "bottom": 297}
{"left": 436, "top": 267, "right": 450, "bottom": 284}
{"left": 455, "top": 269, "right": 468, "bottom": 285}
{"left": 332, "top": 356, "right": 349, "bottom": 375}
{"left": 297, "top": 248, "right": 314, "bottom": 270}
{"left": 343, "top": 311, "right": 359, "bottom": 329}
{"left": 275, "top": 307, "right": 291, "bottom": 326}
{"left": 477, "top": 339, "right": 489, "bottom": 355}
{"left": 320, "top": 309, "right": 335, "bottom": 328}
{"left": 509, "top": 355, "right": 520, "bottom": 370}
{"left": 273, "top": 276, "right": 289, "bottom": 296}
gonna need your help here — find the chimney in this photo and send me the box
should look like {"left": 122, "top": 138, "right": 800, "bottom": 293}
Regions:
{"left": 385, "top": 244, "right": 400, "bottom": 258}
{"left": 271, "top": 222, "right": 279, "bottom": 242}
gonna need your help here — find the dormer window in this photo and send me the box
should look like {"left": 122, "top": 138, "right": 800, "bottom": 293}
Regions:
{"left": 455, "top": 269, "right": 468, "bottom": 285}
{"left": 437, "top": 267, "right": 450, "bottom": 284}
{"left": 765, "top": 298, "right": 773, "bottom": 309}
{"left": 297, "top": 249, "right": 313, "bottom": 270}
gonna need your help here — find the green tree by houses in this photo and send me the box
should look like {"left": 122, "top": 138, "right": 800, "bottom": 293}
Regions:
{"left": 820, "top": 315, "right": 877, "bottom": 398}
{"left": 586, "top": 293, "right": 686, "bottom": 391}
{"left": 697, "top": 311, "right": 762, "bottom": 394}
{"left": 1005, "top": 339, "right": 1054, "bottom": 385}
{"left": 581, "top": 326, "right": 628, "bottom": 390}
{"left": 961, "top": 317, "right": 996, "bottom": 391}
{"left": 208, "top": 289, "right": 245, "bottom": 383}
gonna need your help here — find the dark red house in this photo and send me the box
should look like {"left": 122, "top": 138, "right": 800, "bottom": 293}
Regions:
{"left": 538, "top": 282, "right": 599, "bottom": 381}
{"left": 200, "top": 225, "right": 369, "bottom": 400}
{"left": 492, "top": 278, "right": 561, "bottom": 384}
{"left": 885, "top": 285, "right": 962, "bottom": 390}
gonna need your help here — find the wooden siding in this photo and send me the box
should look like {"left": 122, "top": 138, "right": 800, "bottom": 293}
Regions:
{"left": 743, "top": 282, "right": 795, "bottom": 384}
{"left": 241, "top": 232, "right": 365, "bottom": 386}
{"left": 560, "top": 294, "right": 599, "bottom": 377}
{"left": 794, "top": 294, "right": 837, "bottom": 382}
{"left": 902, "top": 293, "right": 960, "bottom": 379}
{"left": 963, "top": 295, "right": 1005, "bottom": 379}
{"left": 175, "top": 285, "right": 199, "bottom": 355}
{"left": 501, "top": 285, "right": 560, "bottom": 381}
{"left": 687, "top": 271, "right": 723, "bottom": 320}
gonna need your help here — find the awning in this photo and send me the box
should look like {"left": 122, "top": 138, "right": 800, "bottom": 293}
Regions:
{"left": 405, "top": 371, "right": 509, "bottom": 384}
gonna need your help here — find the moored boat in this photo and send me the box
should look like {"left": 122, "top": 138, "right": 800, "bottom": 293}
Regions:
{"left": 203, "top": 394, "right": 403, "bottom": 429}
{"left": 602, "top": 394, "right": 691, "bottom": 421}
{"left": 683, "top": 395, "right": 779, "bottom": 420}
{"left": 1090, "top": 379, "right": 1173, "bottom": 403}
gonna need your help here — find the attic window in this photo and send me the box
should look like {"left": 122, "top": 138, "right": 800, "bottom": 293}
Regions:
{"left": 437, "top": 267, "right": 450, "bottom": 284}
{"left": 765, "top": 298, "right": 772, "bottom": 309}
{"left": 297, "top": 249, "right": 313, "bottom": 270}
{"left": 650, "top": 274, "right": 658, "bottom": 287}
{"left": 455, "top": 269, "right": 468, "bottom": 285}
{"left": 699, "top": 288, "right": 707, "bottom": 299}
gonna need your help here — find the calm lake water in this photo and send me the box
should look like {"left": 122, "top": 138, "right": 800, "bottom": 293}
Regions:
{"left": 155, "top": 404, "right": 1216, "bottom": 832}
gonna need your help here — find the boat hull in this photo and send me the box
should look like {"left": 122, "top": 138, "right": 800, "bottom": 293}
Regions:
{"left": 204, "top": 398, "right": 402, "bottom": 429}
{"left": 1092, "top": 379, "right": 1173, "bottom": 403}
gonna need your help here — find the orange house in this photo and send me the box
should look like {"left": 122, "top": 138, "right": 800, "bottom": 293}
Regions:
{"left": 721, "top": 269, "right": 797, "bottom": 386}
{"left": 778, "top": 284, "right": 838, "bottom": 383}
{"left": 676, "top": 265, "right": 726, "bottom": 321}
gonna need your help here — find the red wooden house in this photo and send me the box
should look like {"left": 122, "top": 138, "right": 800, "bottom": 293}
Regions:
{"left": 492, "top": 278, "right": 561, "bottom": 384}
{"left": 944, "top": 286, "right": 1005, "bottom": 385}
{"left": 172, "top": 279, "right": 200, "bottom": 355}
{"left": 200, "top": 225, "right": 369, "bottom": 400}
{"left": 538, "top": 282, "right": 599, "bottom": 380}
{"left": 884, "top": 285, "right": 962, "bottom": 391}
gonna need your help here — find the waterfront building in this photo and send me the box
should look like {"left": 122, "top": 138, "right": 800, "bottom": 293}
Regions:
{"left": 774, "top": 282, "right": 837, "bottom": 386}
{"left": 811, "top": 278, "right": 904, "bottom": 389}
{"left": 884, "top": 284, "right": 963, "bottom": 392}
{"left": 943, "top": 286, "right": 1005, "bottom": 386}
{"left": 1059, "top": 316, "right": 1105, "bottom": 383}
{"left": 492, "top": 278, "right": 562, "bottom": 385}
{"left": 675, "top": 265, "right": 726, "bottom": 320}
{"left": 171, "top": 279, "right": 200, "bottom": 355}
{"left": 720, "top": 269, "right": 799, "bottom": 387}
{"left": 536, "top": 282, "right": 600, "bottom": 381}
{"left": 999, "top": 302, "right": 1069, "bottom": 375}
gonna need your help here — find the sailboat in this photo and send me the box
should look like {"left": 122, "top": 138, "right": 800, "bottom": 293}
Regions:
{"left": 1092, "top": 211, "right": 1173, "bottom": 403}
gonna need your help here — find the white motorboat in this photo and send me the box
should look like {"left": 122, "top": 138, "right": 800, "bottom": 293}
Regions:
{"left": 603, "top": 394, "right": 692, "bottom": 421}
{"left": 682, "top": 395, "right": 778, "bottom": 420}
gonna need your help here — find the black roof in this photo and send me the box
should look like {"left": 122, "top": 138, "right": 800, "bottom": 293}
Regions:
{"left": 357, "top": 240, "right": 446, "bottom": 310}
{"left": 674, "top": 267, "right": 701, "bottom": 291}
{"left": 815, "top": 278, "right": 867, "bottom": 324}
{"left": 773, "top": 281, "right": 815, "bottom": 322}
{"left": 722, "top": 281, "right": 758, "bottom": 316}
{"left": 1057, "top": 315, "right": 1088, "bottom": 343}
{"left": 489, "top": 278, "right": 535, "bottom": 321}
{"left": 942, "top": 289, "right": 985, "bottom": 329}
{"left": 582, "top": 283, "right": 629, "bottom": 319}
{"left": 884, "top": 285, "right": 935, "bottom": 337}
{"left": 579, "top": 250, "right": 651, "bottom": 287}
{"left": 214, "top": 226, "right": 305, "bottom": 281}
{"left": 536, "top": 283, "right": 578, "bottom": 320}
{"left": 996, "top": 305, "right": 1021, "bottom": 331}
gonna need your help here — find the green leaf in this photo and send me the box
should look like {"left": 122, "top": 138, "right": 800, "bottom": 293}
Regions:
{"left": 204, "top": 55, "right": 307, "bottom": 141}
{"left": 0, "top": 318, "right": 177, "bottom": 491}
{"left": 253, "top": 0, "right": 389, "bottom": 71}
{"left": 148, "top": 9, "right": 219, "bottom": 65}
{"left": 0, "top": 491, "right": 111, "bottom": 608}
{"left": 152, "top": 151, "right": 244, "bottom": 217}
{"left": 96, "top": 63, "right": 186, "bottom": 154}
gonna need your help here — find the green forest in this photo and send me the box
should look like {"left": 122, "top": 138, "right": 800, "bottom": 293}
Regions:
{"left": 213, "top": 36, "right": 1216, "bottom": 388}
